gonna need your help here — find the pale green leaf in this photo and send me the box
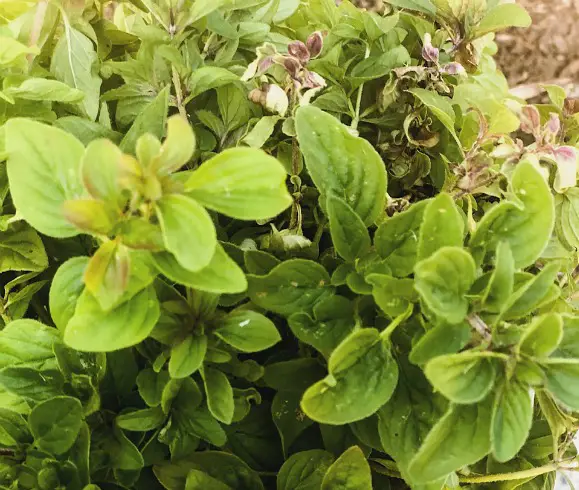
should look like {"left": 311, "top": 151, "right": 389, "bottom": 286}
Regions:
{"left": 5, "top": 119, "right": 85, "bottom": 238}
{"left": 156, "top": 194, "right": 217, "bottom": 272}
{"left": 64, "top": 286, "right": 160, "bottom": 352}
{"left": 184, "top": 147, "right": 292, "bottom": 220}
{"left": 152, "top": 243, "right": 247, "bottom": 294}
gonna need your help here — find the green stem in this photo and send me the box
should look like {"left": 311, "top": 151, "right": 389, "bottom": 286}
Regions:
{"left": 171, "top": 66, "right": 187, "bottom": 119}
{"left": 351, "top": 44, "right": 371, "bottom": 130}
{"left": 380, "top": 305, "right": 413, "bottom": 340}
{"left": 458, "top": 463, "right": 558, "bottom": 483}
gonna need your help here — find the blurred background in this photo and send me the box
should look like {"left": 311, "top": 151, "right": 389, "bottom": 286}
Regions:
{"left": 496, "top": 0, "right": 579, "bottom": 100}
{"left": 498, "top": 2, "right": 579, "bottom": 486}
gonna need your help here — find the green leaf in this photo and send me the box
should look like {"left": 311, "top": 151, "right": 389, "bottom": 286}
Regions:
{"left": 247, "top": 259, "right": 334, "bottom": 316}
{"left": 188, "top": 66, "right": 238, "bottom": 99}
{"left": 383, "top": 0, "right": 436, "bottom": 15}
{"left": 519, "top": 313, "right": 563, "bottom": 358}
{"left": 473, "top": 4, "right": 532, "bottom": 38}
{"left": 50, "top": 24, "right": 101, "bottom": 120}
{"left": 28, "top": 396, "right": 82, "bottom": 455}
{"left": 0, "top": 367, "right": 63, "bottom": 401}
{"left": 321, "top": 446, "right": 372, "bottom": 490}
{"left": 111, "top": 426, "right": 144, "bottom": 470}
{"left": 217, "top": 85, "right": 252, "bottom": 132}
{"left": 408, "top": 88, "right": 460, "bottom": 145}
{"left": 243, "top": 116, "right": 281, "bottom": 148}
{"left": 287, "top": 295, "right": 356, "bottom": 358}
{"left": 116, "top": 406, "right": 165, "bottom": 431}
{"left": 417, "top": 193, "right": 464, "bottom": 260}
{"left": 4, "top": 78, "right": 84, "bottom": 102}
{"left": 543, "top": 359, "right": 579, "bottom": 411}
{"left": 215, "top": 310, "right": 281, "bottom": 353}
{"left": 375, "top": 200, "right": 429, "bottom": 277}
{"left": 49, "top": 257, "right": 88, "bottom": 332}
{"left": 414, "top": 247, "right": 476, "bottom": 324}
{"left": 277, "top": 450, "right": 335, "bottom": 490}
{"left": 165, "top": 451, "right": 264, "bottom": 490}
{"left": 202, "top": 366, "right": 234, "bottom": 424}
{"left": 408, "top": 400, "right": 493, "bottom": 484}
{"left": 409, "top": 322, "right": 471, "bottom": 365}
{"left": 186, "top": 469, "right": 232, "bottom": 490}
{"left": 378, "top": 360, "right": 447, "bottom": 488}
{"left": 543, "top": 84, "right": 567, "bottom": 110}
{"left": 5, "top": 119, "right": 85, "bottom": 238}
{"left": 0, "top": 223, "right": 48, "bottom": 274}
{"left": 425, "top": 352, "right": 498, "bottom": 404}
{"left": 0, "top": 408, "right": 30, "bottom": 446}
{"left": 326, "top": 194, "right": 371, "bottom": 262}
{"left": 301, "top": 328, "right": 398, "bottom": 424}
{"left": 153, "top": 115, "right": 196, "bottom": 175}
{"left": 169, "top": 335, "right": 207, "bottom": 379}
{"left": 350, "top": 46, "right": 410, "bottom": 89}
{"left": 501, "top": 263, "right": 560, "bottom": 320}
{"left": 295, "top": 105, "right": 387, "bottom": 226}
{"left": 491, "top": 381, "right": 533, "bottom": 463}
{"left": 156, "top": 194, "right": 217, "bottom": 272}
{"left": 81, "top": 138, "right": 125, "bottom": 207}
{"left": 137, "top": 368, "right": 169, "bottom": 407}
{"left": 120, "top": 86, "right": 169, "bottom": 155}
{"left": 184, "top": 147, "right": 292, "bottom": 220}
{"left": 153, "top": 243, "right": 247, "bottom": 294}
{"left": 187, "top": 0, "right": 229, "bottom": 25}
{"left": 272, "top": 390, "right": 314, "bottom": 456}
{"left": 481, "top": 241, "right": 515, "bottom": 312}
{"left": 64, "top": 286, "right": 160, "bottom": 352}
{"left": 0, "top": 319, "right": 61, "bottom": 371}
{"left": 0, "top": 36, "right": 38, "bottom": 67}
{"left": 367, "top": 274, "right": 418, "bottom": 318}
{"left": 470, "top": 160, "right": 555, "bottom": 269}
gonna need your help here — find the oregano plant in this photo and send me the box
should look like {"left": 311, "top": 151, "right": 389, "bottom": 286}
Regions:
{"left": 1, "top": 0, "right": 579, "bottom": 488}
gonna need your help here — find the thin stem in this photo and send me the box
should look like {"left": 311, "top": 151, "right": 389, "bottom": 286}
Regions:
{"left": 351, "top": 44, "right": 371, "bottom": 130}
{"left": 458, "top": 463, "right": 558, "bottom": 483}
{"left": 380, "top": 305, "right": 413, "bottom": 340}
{"left": 171, "top": 66, "right": 187, "bottom": 119}
{"left": 289, "top": 90, "right": 302, "bottom": 232}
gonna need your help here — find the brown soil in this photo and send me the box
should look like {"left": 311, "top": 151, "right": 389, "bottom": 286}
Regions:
{"left": 495, "top": 0, "right": 579, "bottom": 98}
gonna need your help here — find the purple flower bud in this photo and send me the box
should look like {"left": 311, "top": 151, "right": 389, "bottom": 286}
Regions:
{"left": 302, "top": 70, "right": 326, "bottom": 89}
{"left": 257, "top": 56, "right": 274, "bottom": 75}
{"left": 282, "top": 56, "right": 302, "bottom": 79}
{"left": 441, "top": 62, "right": 466, "bottom": 76}
{"left": 306, "top": 31, "right": 324, "bottom": 58}
{"left": 555, "top": 145, "right": 577, "bottom": 165}
{"left": 421, "top": 33, "right": 439, "bottom": 64}
{"left": 520, "top": 105, "right": 541, "bottom": 135}
{"left": 288, "top": 41, "right": 310, "bottom": 64}
{"left": 546, "top": 113, "right": 561, "bottom": 135}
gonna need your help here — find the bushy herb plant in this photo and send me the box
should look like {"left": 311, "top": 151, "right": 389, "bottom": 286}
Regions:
{"left": 0, "top": 0, "right": 578, "bottom": 488}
